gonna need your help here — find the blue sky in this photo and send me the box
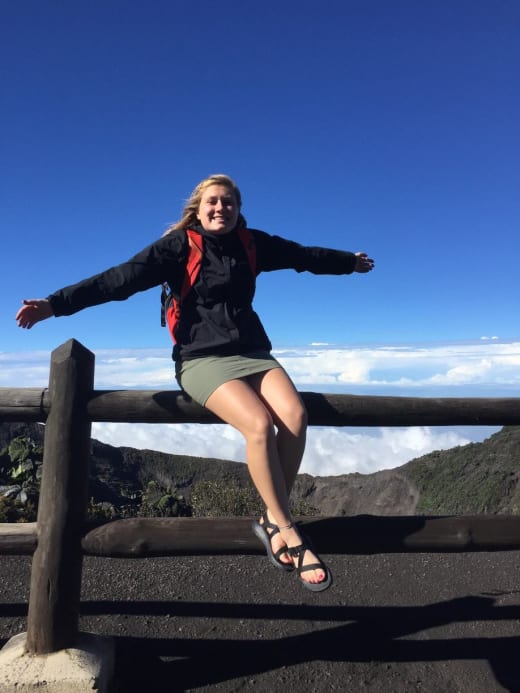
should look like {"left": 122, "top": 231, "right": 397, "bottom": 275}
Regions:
{"left": 1, "top": 2, "right": 519, "bottom": 474}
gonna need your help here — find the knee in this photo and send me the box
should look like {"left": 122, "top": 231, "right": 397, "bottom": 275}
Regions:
{"left": 293, "top": 402, "right": 308, "bottom": 435}
{"left": 280, "top": 401, "right": 308, "bottom": 437}
{"left": 244, "top": 409, "right": 275, "bottom": 446}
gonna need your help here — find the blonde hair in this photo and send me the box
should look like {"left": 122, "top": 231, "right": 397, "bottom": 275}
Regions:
{"left": 164, "top": 174, "right": 246, "bottom": 235}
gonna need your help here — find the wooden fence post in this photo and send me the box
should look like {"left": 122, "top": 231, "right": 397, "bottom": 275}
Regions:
{"left": 26, "top": 339, "right": 94, "bottom": 654}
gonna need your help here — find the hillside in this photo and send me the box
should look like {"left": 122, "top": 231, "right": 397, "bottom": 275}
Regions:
{"left": 1, "top": 422, "right": 519, "bottom": 517}
{"left": 295, "top": 426, "right": 520, "bottom": 516}
{"left": 403, "top": 426, "right": 520, "bottom": 515}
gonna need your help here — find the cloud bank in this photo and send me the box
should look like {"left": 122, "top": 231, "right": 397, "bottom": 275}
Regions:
{"left": 88, "top": 420, "right": 478, "bottom": 477}
{"left": 2, "top": 339, "right": 517, "bottom": 475}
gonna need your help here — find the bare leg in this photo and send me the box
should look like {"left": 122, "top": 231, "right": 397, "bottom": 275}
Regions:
{"left": 205, "top": 378, "right": 292, "bottom": 527}
{"left": 205, "top": 376, "right": 325, "bottom": 584}
{"left": 247, "top": 367, "right": 307, "bottom": 494}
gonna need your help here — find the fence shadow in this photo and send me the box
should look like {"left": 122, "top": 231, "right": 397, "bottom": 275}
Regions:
{"left": 74, "top": 596, "right": 520, "bottom": 692}
{"left": 3, "top": 582, "right": 520, "bottom": 690}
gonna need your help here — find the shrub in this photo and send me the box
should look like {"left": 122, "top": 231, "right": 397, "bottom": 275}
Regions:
{"left": 0, "top": 495, "right": 37, "bottom": 523}
{"left": 138, "top": 480, "right": 191, "bottom": 517}
{"left": 191, "top": 480, "right": 263, "bottom": 517}
{"left": 190, "top": 479, "right": 318, "bottom": 518}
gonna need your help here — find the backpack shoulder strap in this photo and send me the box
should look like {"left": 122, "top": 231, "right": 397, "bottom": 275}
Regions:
{"left": 237, "top": 227, "right": 257, "bottom": 276}
{"left": 160, "top": 229, "right": 204, "bottom": 337}
{"left": 181, "top": 229, "right": 204, "bottom": 300}
{"left": 161, "top": 228, "right": 256, "bottom": 341}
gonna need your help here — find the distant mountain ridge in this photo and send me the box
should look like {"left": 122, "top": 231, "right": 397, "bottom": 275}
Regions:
{"left": 1, "top": 422, "right": 519, "bottom": 516}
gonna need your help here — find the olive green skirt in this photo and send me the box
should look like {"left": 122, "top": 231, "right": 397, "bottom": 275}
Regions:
{"left": 176, "top": 351, "right": 283, "bottom": 406}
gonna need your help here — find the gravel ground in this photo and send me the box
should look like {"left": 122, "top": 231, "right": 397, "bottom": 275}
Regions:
{"left": 2, "top": 551, "right": 520, "bottom": 692}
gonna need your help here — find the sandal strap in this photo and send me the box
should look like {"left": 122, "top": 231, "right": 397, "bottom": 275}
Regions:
{"left": 287, "top": 543, "right": 307, "bottom": 572}
{"left": 260, "top": 514, "right": 293, "bottom": 568}
{"left": 287, "top": 543, "right": 307, "bottom": 558}
{"left": 273, "top": 546, "right": 290, "bottom": 562}
{"left": 297, "top": 562, "right": 324, "bottom": 575}
{"left": 260, "top": 513, "right": 280, "bottom": 537}
{"left": 287, "top": 543, "right": 326, "bottom": 576}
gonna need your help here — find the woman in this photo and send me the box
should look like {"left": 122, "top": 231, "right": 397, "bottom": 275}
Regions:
{"left": 16, "top": 174, "right": 374, "bottom": 592}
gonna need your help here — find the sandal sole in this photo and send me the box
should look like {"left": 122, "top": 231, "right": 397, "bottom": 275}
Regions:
{"left": 251, "top": 520, "right": 295, "bottom": 572}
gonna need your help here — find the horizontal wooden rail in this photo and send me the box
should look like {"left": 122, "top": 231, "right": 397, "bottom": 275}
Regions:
{"left": 0, "top": 522, "right": 37, "bottom": 554}
{"left": 0, "top": 388, "right": 50, "bottom": 421}
{"left": 77, "top": 515, "right": 520, "bottom": 554}
{"left": 4, "top": 516, "right": 520, "bottom": 557}
{"left": 1, "top": 387, "right": 520, "bottom": 426}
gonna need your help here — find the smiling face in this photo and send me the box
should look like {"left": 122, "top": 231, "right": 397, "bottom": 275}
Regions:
{"left": 196, "top": 184, "right": 240, "bottom": 234}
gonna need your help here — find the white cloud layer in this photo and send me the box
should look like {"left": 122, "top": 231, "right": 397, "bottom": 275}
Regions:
{"left": 89, "top": 421, "right": 479, "bottom": 477}
{"left": 2, "top": 339, "right": 517, "bottom": 475}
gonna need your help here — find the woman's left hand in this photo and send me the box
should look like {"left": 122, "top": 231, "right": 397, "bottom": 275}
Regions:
{"left": 354, "top": 252, "right": 375, "bottom": 273}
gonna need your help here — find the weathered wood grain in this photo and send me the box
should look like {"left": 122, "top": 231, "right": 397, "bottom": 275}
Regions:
{"left": 26, "top": 339, "right": 94, "bottom": 654}
{"left": 81, "top": 515, "right": 520, "bottom": 557}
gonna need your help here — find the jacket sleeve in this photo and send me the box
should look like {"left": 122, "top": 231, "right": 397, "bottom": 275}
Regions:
{"left": 251, "top": 229, "right": 358, "bottom": 275}
{"left": 48, "top": 233, "right": 187, "bottom": 317}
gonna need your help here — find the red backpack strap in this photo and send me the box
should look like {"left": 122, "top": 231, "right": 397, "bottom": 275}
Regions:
{"left": 237, "top": 227, "right": 257, "bottom": 276}
{"left": 162, "top": 228, "right": 256, "bottom": 343}
{"left": 181, "top": 229, "right": 204, "bottom": 300}
{"left": 163, "top": 229, "right": 204, "bottom": 343}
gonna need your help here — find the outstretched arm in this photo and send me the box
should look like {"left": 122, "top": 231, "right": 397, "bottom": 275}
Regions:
{"left": 354, "top": 252, "right": 375, "bottom": 273}
{"left": 15, "top": 299, "right": 54, "bottom": 329}
{"left": 252, "top": 229, "right": 375, "bottom": 276}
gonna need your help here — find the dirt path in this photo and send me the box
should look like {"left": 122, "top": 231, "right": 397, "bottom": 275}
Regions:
{"left": 1, "top": 551, "right": 520, "bottom": 692}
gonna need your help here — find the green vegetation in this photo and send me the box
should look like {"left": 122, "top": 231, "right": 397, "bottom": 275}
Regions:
{"left": 191, "top": 479, "right": 263, "bottom": 517}
{"left": 0, "top": 433, "right": 315, "bottom": 521}
{"left": 0, "top": 495, "right": 37, "bottom": 523}
{"left": 404, "top": 427, "right": 520, "bottom": 515}
{"left": 138, "top": 480, "right": 191, "bottom": 517}
{"left": 0, "top": 436, "right": 43, "bottom": 484}
{"left": 0, "top": 436, "right": 41, "bottom": 522}
{"left": 191, "top": 479, "right": 317, "bottom": 517}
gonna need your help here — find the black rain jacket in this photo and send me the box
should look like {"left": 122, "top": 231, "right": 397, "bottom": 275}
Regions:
{"left": 48, "top": 226, "right": 358, "bottom": 362}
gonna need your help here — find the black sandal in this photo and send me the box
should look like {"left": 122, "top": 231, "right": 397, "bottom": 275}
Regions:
{"left": 251, "top": 514, "right": 295, "bottom": 572}
{"left": 287, "top": 541, "right": 333, "bottom": 592}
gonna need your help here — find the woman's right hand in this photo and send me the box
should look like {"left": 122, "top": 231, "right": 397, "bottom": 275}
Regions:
{"left": 15, "top": 299, "right": 54, "bottom": 329}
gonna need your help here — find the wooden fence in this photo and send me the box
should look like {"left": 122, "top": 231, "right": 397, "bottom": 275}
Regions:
{"left": 1, "top": 338, "right": 520, "bottom": 655}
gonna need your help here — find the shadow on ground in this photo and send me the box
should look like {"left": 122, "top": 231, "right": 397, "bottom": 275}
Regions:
{"left": 74, "top": 595, "right": 520, "bottom": 691}
{"left": 2, "top": 596, "right": 520, "bottom": 691}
